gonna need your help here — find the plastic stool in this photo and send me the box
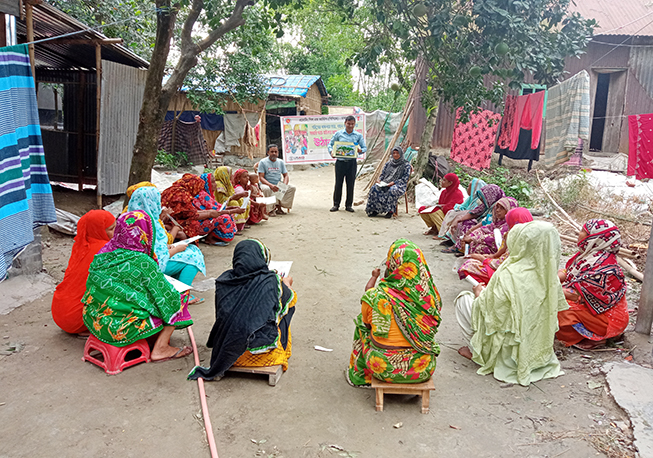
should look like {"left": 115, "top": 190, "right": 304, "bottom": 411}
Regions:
{"left": 82, "top": 335, "right": 150, "bottom": 375}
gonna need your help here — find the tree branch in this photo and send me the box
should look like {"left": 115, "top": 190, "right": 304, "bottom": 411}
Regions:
{"left": 197, "top": 0, "right": 254, "bottom": 52}
{"left": 181, "top": 0, "right": 204, "bottom": 47}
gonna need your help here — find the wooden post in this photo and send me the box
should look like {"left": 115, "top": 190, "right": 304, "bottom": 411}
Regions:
{"left": 635, "top": 225, "right": 653, "bottom": 335}
{"left": 76, "top": 72, "right": 85, "bottom": 192}
{"left": 95, "top": 44, "right": 102, "bottom": 209}
{"left": 25, "top": 2, "right": 35, "bottom": 85}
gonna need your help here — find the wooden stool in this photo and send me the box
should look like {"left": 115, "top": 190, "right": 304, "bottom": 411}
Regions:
{"left": 371, "top": 378, "right": 435, "bottom": 414}
{"left": 227, "top": 365, "right": 283, "bottom": 386}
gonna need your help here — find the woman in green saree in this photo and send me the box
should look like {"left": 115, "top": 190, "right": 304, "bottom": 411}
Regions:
{"left": 347, "top": 239, "right": 442, "bottom": 386}
{"left": 82, "top": 211, "right": 194, "bottom": 362}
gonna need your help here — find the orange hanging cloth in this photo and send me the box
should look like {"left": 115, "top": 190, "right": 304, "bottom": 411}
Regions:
{"left": 51, "top": 210, "right": 115, "bottom": 334}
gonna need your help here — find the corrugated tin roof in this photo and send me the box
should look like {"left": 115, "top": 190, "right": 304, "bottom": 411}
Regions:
{"left": 267, "top": 75, "right": 328, "bottom": 97}
{"left": 14, "top": 2, "right": 148, "bottom": 70}
{"left": 570, "top": 0, "right": 653, "bottom": 36}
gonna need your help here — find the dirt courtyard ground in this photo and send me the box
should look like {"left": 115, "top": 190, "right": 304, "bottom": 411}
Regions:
{"left": 1, "top": 166, "right": 649, "bottom": 457}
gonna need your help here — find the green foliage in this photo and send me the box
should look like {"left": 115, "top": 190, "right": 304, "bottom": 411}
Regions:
{"left": 47, "top": 0, "right": 156, "bottom": 60}
{"left": 547, "top": 170, "right": 593, "bottom": 210}
{"left": 348, "top": 0, "right": 596, "bottom": 121}
{"left": 454, "top": 165, "right": 534, "bottom": 206}
{"left": 155, "top": 149, "right": 191, "bottom": 168}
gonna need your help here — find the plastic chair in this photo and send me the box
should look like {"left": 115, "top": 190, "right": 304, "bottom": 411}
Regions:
{"left": 82, "top": 335, "right": 150, "bottom": 375}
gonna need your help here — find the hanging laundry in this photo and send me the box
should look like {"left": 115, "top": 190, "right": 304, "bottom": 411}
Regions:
{"left": 544, "top": 70, "right": 590, "bottom": 168}
{"left": 496, "top": 95, "right": 516, "bottom": 150}
{"left": 509, "top": 91, "right": 545, "bottom": 151}
{"left": 0, "top": 44, "right": 56, "bottom": 281}
{"left": 157, "top": 118, "right": 209, "bottom": 166}
{"left": 628, "top": 114, "right": 653, "bottom": 180}
{"left": 450, "top": 108, "right": 502, "bottom": 170}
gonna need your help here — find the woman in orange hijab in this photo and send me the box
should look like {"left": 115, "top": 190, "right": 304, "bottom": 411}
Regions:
{"left": 51, "top": 210, "right": 116, "bottom": 334}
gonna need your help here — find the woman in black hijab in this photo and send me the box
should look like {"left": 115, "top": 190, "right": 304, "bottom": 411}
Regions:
{"left": 188, "top": 239, "right": 296, "bottom": 380}
{"left": 366, "top": 146, "right": 412, "bottom": 218}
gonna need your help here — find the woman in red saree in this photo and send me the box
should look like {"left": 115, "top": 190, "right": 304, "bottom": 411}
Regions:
{"left": 556, "top": 219, "right": 629, "bottom": 350}
{"left": 51, "top": 210, "right": 115, "bottom": 334}
{"left": 161, "top": 173, "right": 237, "bottom": 246}
{"left": 419, "top": 173, "right": 464, "bottom": 235}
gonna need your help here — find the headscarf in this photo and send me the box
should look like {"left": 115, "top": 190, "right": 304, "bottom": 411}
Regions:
{"left": 438, "top": 173, "right": 464, "bottom": 214}
{"left": 213, "top": 166, "right": 237, "bottom": 204}
{"left": 51, "top": 210, "right": 115, "bottom": 334}
{"left": 123, "top": 181, "right": 156, "bottom": 212}
{"left": 469, "top": 184, "right": 506, "bottom": 218}
{"left": 493, "top": 197, "right": 518, "bottom": 222}
{"left": 381, "top": 146, "right": 410, "bottom": 184}
{"left": 161, "top": 174, "right": 204, "bottom": 220}
{"left": 98, "top": 210, "right": 156, "bottom": 260}
{"left": 128, "top": 186, "right": 171, "bottom": 272}
{"left": 506, "top": 207, "right": 533, "bottom": 229}
{"left": 454, "top": 178, "right": 487, "bottom": 211}
{"left": 564, "top": 219, "right": 625, "bottom": 314}
{"left": 232, "top": 168, "right": 250, "bottom": 191}
{"left": 187, "top": 239, "right": 295, "bottom": 381}
{"left": 469, "top": 221, "right": 568, "bottom": 386}
{"left": 362, "top": 239, "right": 441, "bottom": 355}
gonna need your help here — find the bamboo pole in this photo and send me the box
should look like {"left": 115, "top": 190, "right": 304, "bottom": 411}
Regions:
{"left": 25, "top": 3, "right": 35, "bottom": 85}
{"left": 635, "top": 224, "right": 653, "bottom": 334}
{"left": 558, "top": 233, "right": 639, "bottom": 259}
{"left": 95, "top": 44, "right": 102, "bottom": 209}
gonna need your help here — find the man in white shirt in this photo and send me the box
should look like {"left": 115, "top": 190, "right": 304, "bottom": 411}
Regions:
{"left": 258, "top": 144, "right": 296, "bottom": 215}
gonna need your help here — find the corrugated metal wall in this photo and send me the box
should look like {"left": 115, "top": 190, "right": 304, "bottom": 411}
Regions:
{"left": 97, "top": 60, "right": 147, "bottom": 195}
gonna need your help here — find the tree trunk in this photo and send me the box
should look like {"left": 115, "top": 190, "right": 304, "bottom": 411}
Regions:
{"left": 128, "top": 1, "right": 177, "bottom": 186}
{"left": 407, "top": 103, "right": 439, "bottom": 194}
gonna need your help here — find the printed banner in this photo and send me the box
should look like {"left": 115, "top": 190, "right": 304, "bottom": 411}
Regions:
{"left": 280, "top": 114, "right": 366, "bottom": 164}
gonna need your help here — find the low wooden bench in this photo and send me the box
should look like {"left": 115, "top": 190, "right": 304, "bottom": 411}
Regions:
{"left": 371, "top": 378, "right": 435, "bottom": 414}
{"left": 227, "top": 365, "right": 283, "bottom": 386}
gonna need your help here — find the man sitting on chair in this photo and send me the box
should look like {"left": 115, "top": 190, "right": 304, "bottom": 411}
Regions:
{"left": 258, "top": 144, "right": 296, "bottom": 216}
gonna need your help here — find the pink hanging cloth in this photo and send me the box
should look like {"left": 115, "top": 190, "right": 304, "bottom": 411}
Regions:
{"left": 509, "top": 91, "right": 545, "bottom": 151}
{"left": 450, "top": 108, "right": 502, "bottom": 171}
{"left": 628, "top": 114, "right": 653, "bottom": 180}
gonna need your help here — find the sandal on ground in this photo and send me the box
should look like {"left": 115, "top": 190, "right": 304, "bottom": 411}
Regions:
{"left": 205, "top": 240, "right": 228, "bottom": 246}
{"left": 441, "top": 246, "right": 460, "bottom": 254}
{"left": 188, "top": 295, "right": 205, "bottom": 305}
{"left": 572, "top": 339, "right": 607, "bottom": 351}
{"left": 152, "top": 346, "right": 193, "bottom": 363}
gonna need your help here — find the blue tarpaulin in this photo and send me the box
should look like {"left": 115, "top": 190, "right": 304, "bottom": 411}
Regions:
{"left": 165, "top": 111, "right": 224, "bottom": 131}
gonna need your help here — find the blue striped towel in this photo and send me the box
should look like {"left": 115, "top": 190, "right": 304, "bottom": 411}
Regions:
{"left": 0, "top": 44, "right": 56, "bottom": 281}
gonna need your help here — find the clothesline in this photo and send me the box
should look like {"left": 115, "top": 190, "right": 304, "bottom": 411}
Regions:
{"left": 589, "top": 16, "right": 653, "bottom": 68}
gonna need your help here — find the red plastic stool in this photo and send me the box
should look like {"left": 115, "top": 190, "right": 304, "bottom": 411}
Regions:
{"left": 82, "top": 335, "right": 150, "bottom": 375}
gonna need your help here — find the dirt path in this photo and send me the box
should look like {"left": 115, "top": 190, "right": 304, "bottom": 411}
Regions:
{"left": 0, "top": 166, "right": 640, "bottom": 457}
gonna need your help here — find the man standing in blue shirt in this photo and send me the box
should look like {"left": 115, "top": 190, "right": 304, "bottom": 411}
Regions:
{"left": 328, "top": 116, "right": 367, "bottom": 212}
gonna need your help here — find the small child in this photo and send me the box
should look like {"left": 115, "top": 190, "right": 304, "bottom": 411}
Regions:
{"left": 247, "top": 173, "right": 268, "bottom": 222}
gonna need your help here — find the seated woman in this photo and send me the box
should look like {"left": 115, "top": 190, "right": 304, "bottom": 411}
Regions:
{"left": 438, "top": 177, "right": 488, "bottom": 243}
{"left": 366, "top": 146, "right": 412, "bottom": 218}
{"left": 442, "top": 184, "right": 506, "bottom": 255}
{"left": 51, "top": 210, "right": 115, "bottom": 334}
{"left": 232, "top": 168, "right": 268, "bottom": 224}
{"left": 459, "top": 197, "right": 518, "bottom": 255}
{"left": 556, "top": 219, "right": 629, "bottom": 350}
{"left": 161, "top": 173, "right": 238, "bottom": 246}
{"left": 128, "top": 186, "right": 206, "bottom": 291}
{"left": 347, "top": 239, "right": 442, "bottom": 386}
{"left": 82, "top": 211, "right": 193, "bottom": 361}
{"left": 188, "top": 240, "right": 296, "bottom": 380}
{"left": 458, "top": 207, "right": 533, "bottom": 285}
{"left": 454, "top": 221, "right": 568, "bottom": 386}
{"left": 420, "top": 173, "right": 465, "bottom": 236}
{"left": 213, "top": 167, "right": 250, "bottom": 232}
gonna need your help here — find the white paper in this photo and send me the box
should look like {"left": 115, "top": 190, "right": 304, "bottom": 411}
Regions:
{"left": 164, "top": 274, "right": 192, "bottom": 292}
{"left": 464, "top": 276, "right": 480, "bottom": 287}
{"left": 256, "top": 196, "right": 277, "bottom": 205}
{"left": 314, "top": 345, "right": 333, "bottom": 352}
{"left": 268, "top": 260, "right": 293, "bottom": 278}
{"left": 464, "top": 244, "right": 470, "bottom": 257}
{"left": 240, "top": 197, "right": 250, "bottom": 209}
{"left": 419, "top": 205, "right": 440, "bottom": 214}
{"left": 171, "top": 235, "right": 205, "bottom": 248}
{"left": 377, "top": 181, "right": 390, "bottom": 188}
{"left": 219, "top": 201, "right": 227, "bottom": 211}
{"left": 493, "top": 228, "right": 503, "bottom": 250}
